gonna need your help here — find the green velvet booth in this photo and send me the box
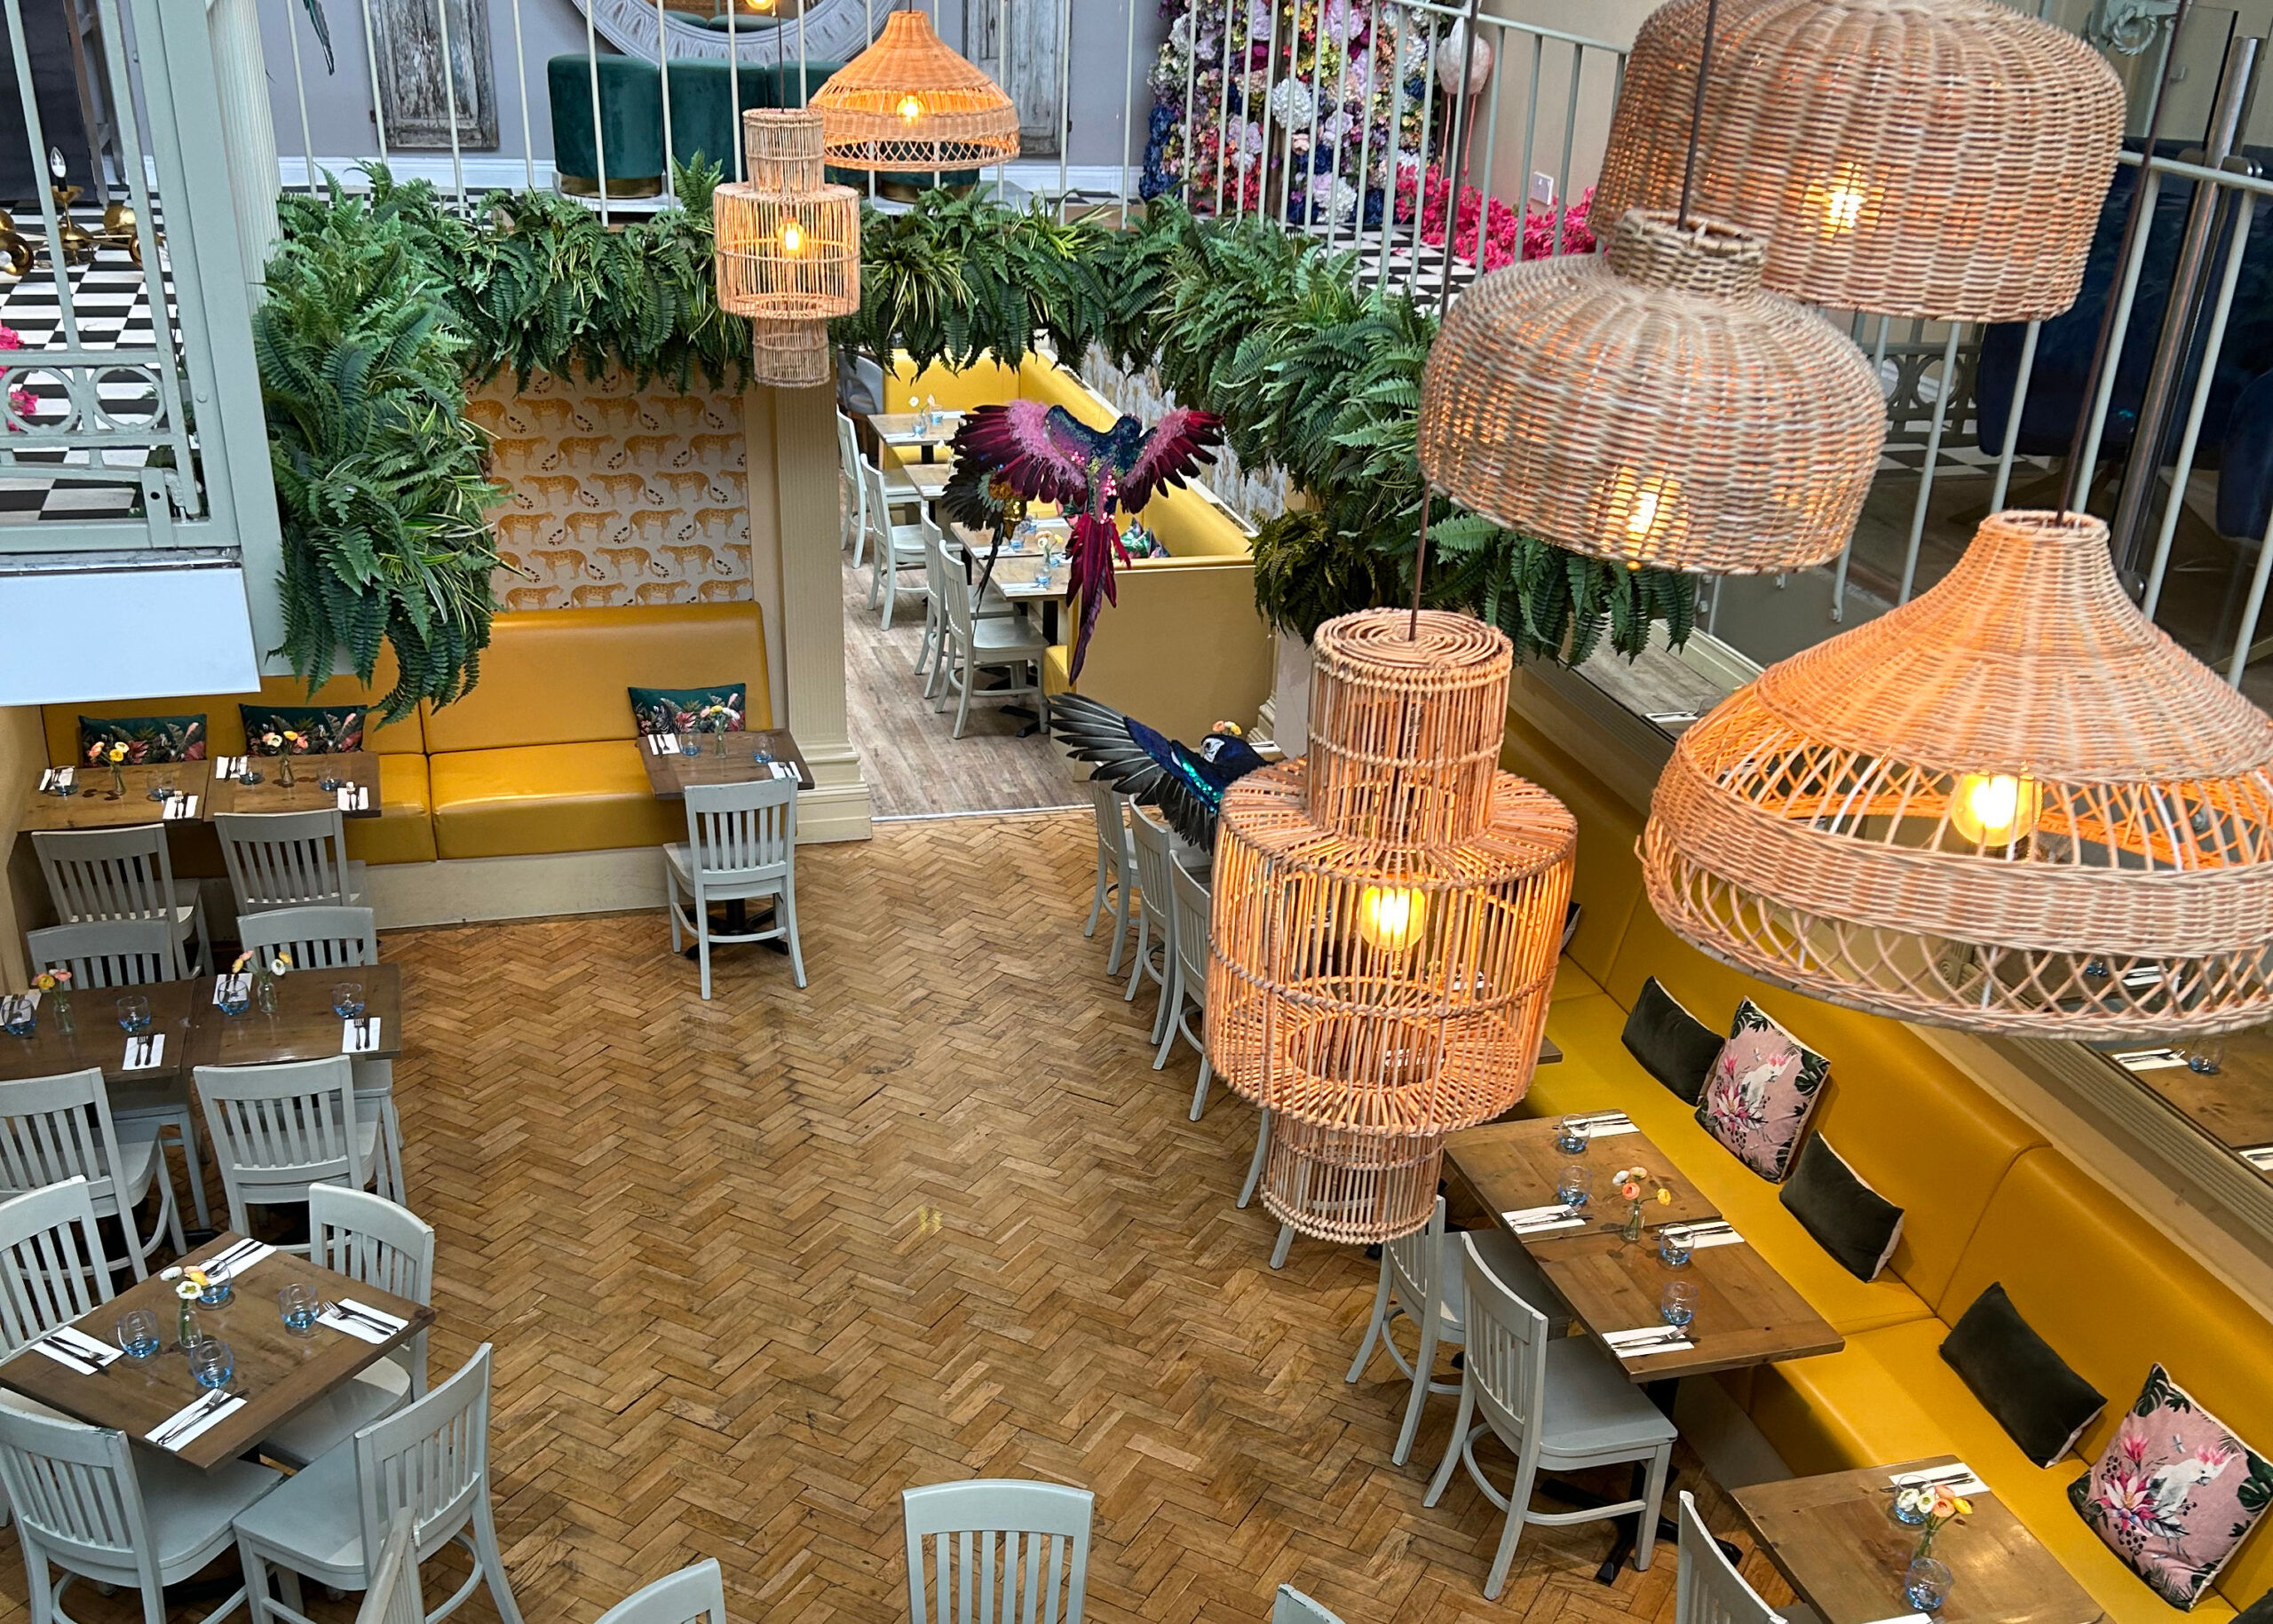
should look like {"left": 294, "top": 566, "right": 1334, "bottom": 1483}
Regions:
{"left": 546, "top": 56, "right": 844, "bottom": 195}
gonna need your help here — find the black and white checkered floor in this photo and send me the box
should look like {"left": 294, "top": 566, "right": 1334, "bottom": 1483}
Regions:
{"left": 0, "top": 203, "right": 174, "bottom": 526}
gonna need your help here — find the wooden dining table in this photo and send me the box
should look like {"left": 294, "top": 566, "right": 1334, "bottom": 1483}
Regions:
{"left": 638, "top": 727, "right": 814, "bottom": 797}
{"left": 18, "top": 761, "right": 212, "bottom": 833}
{"left": 183, "top": 963, "right": 405, "bottom": 1068}
{"left": 1732, "top": 1456, "right": 2105, "bottom": 1624}
{"left": 0, "top": 1232, "right": 432, "bottom": 1471}
{"left": 0, "top": 978, "right": 195, "bottom": 1086}
{"left": 869, "top": 408, "right": 963, "bottom": 462}
{"left": 203, "top": 750, "right": 383, "bottom": 819}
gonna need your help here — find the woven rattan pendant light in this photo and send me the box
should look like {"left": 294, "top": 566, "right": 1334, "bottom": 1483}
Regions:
{"left": 811, "top": 8, "right": 1019, "bottom": 172}
{"left": 1643, "top": 510, "right": 2273, "bottom": 1039}
{"left": 714, "top": 110, "right": 861, "bottom": 388}
{"left": 1417, "top": 208, "right": 1885, "bottom": 574}
{"left": 1594, "top": 0, "right": 2124, "bottom": 321}
{"left": 1208, "top": 611, "right": 1576, "bottom": 1242}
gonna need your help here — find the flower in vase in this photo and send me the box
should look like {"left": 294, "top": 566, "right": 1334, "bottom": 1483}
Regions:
{"left": 174, "top": 1270, "right": 207, "bottom": 1302}
{"left": 32, "top": 969, "right": 67, "bottom": 994}
{"left": 231, "top": 949, "right": 256, "bottom": 974}
{"left": 106, "top": 743, "right": 128, "bottom": 764}
{"left": 261, "top": 731, "right": 282, "bottom": 754}
{"left": 270, "top": 953, "right": 292, "bottom": 978}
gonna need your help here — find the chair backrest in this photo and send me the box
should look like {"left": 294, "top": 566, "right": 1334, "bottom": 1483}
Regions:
{"left": 593, "top": 1559, "right": 728, "bottom": 1624}
{"left": 196, "top": 1058, "right": 367, "bottom": 1228}
{"left": 934, "top": 524, "right": 984, "bottom": 641}
{"left": 31, "top": 828, "right": 185, "bottom": 978}
{"left": 1169, "top": 859, "right": 1210, "bottom": 1001}
{"left": 1384, "top": 1194, "right": 1446, "bottom": 1327}
{"left": 1457, "top": 1231, "right": 1554, "bottom": 1474}
{"left": 1127, "top": 806, "right": 1178, "bottom": 931}
{"left": 1674, "top": 1491, "right": 1784, "bottom": 1624}
{"left": 0, "top": 1406, "right": 159, "bottom": 1591}
{"left": 836, "top": 410, "right": 859, "bottom": 479}
{"left": 239, "top": 906, "right": 379, "bottom": 971}
{"left": 1269, "top": 1587, "right": 1343, "bottom": 1624}
{"left": 25, "top": 919, "right": 175, "bottom": 990}
{"left": 0, "top": 1177, "right": 113, "bottom": 1351}
{"left": 0, "top": 1073, "right": 134, "bottom": 1224}
{"left": 217, "top": 809, "right": 356, "bottom": 911}
{"left": 685, "top": 778, "right": 797, "bottom": 882}
{"left": 310, "top": 1186, "right": 434, "bottom": 1307}
{"left": 1084, "top": 781, "right": 1129, "bottom": 868}
{"left": 902, "top": 1479, "right": 1094, "bottom": 1624}
{"left": 354, "top": 1343, "right": 495, "bottom": 1565}
{"left": 357, "top": 1509, "right": 424, "bottom": 1624}
{"left": 861, "top": 456, "right": 895, "bottom": 532}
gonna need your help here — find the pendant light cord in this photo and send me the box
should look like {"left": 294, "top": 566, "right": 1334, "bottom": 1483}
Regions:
{"left": 1676, "top": 0, "right": 1721, "bottom": 231}
{"left": 2060, "top": 0, "right": 2190, "bottom": 519}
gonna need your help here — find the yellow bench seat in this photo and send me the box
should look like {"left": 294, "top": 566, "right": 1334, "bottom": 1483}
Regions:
{"left": 427, "top": 741, "right": 686, "bottom": 860}
{"left": 348, "top": 754, "right": 437, "bottom": 867}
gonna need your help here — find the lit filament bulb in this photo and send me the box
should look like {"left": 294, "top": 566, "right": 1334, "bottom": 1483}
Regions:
{"left": 1607, "top": 471, "right": 1674, "bottom": 558}
{"left": 780, "top": 219, "right": 804, "bottom": 255}
{"left": 1808, "top": 164, "right": 1870, "bottom": 238}
{"left": 1356, "top": 885, "right": 1427, "bottom": 953}
{"left": 1950, "top": 773, "right": 2039, "bottom": 849}
{"left": 897, "top": 93, "right": 924, "bottom": 123}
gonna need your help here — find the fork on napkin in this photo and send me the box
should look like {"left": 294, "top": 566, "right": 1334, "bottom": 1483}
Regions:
{"left": 319, "top": 1297, "right": 409, "bottom": 1344}
{"left": 1889, "top": 1462, "right": 1990, "bottom": 1497}
{"left": 1601, "top": 1324, "right": 1694, "bottom": 1359}
{"left": 1501, "top": 1204, "right": 1585, "bottom": 1236}
{"left": 146, "top": 1389, "right": 246, "bottom": 1451}
{"left": 121, "top": 1034, "right": 164, "bottom": 1071}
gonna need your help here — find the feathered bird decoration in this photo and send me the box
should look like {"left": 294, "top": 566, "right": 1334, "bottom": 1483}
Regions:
{"left": 947, "top": 401, "right": 1225, "bottom": 677}
{"left": 1053, "top": 693, "right": 1269, "bottom": 850}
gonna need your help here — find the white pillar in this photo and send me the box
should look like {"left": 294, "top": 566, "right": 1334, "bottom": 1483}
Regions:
{"left": 205, "top": 0, "right": 281, "bottom": 299}
{"left": 744, "top": 384, "right": 873, "bottom": 843}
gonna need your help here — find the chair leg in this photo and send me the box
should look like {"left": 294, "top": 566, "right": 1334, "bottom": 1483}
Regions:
{"left": 379, "top": 1097, "right": 408, "bottom": 1204}
{"left": 1423, "top": 1392, "right": 1476, "bottom": 1507}
{"left": 1151, "top": 981, "right": 1181, "bottom": 1070}
{"left": 1345, "top": 1253, "right": 1393, "bottom": 1382}
{"left": 1239, "top": 1111, "right": 1269, "bottom": 1208}
{"left": 1105, "top": 867, "right": 1131, "bottom": 976}
{"left": 1123, "top": 913, "right": 1149, "bottom": 1002}
{"left": 667, "top": 859, "right": 685, "bottom": 955}
{"left": 273, "top": 1565, "right": 304, "bottom": 1620}
{"left": 235, "top": 1541, "right": 273, "bottom": 1624}
{"left": 471, "top": 1496, "right": 527, "bottom": 1624}
{"left": 20, "top": 1540, "right": 52, "bottom": 1624}
{"left": 781, "top": 886, "right": 807, "bottom": 989}
{"left": 953, "top": 659, "right": 976, "bottom": 738}
{"left": 1483, "top": 1458, "right": 1540, "bottom": 1600}
{"left": 695, "top": 889, "right": 714, "bottom": 1001}
{"left": 1391, "top": 1318, "right": 1439, "bottom": 1466}
{"left": 1188, "top": 1047, "right": 1213, "bottom": 1120}
{"left": 1269, "top": 1224, "right": 1295, "bottom": 1268}
{"left": 1634, "top": 1444, "right": 1672, "bottom": 1573}
{"left": 1085, "top": 852, "right": 1108, "bottom": 938}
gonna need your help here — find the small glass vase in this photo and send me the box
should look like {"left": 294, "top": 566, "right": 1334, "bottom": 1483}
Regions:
{"left": 51, "top": 992, "right": 71, "bottom": 1034}
{"left": 254, "top": 970, "right": 278, "bottom": 1017}
{"left": 175, "top": 1302, "right": 201, "bottom": 1354}
{"left": 109, "top": 763, "right": 125, "bottom": 796}
{"left": 279, "top": 753, "right": 295, "bottom": 788}
{"left": 712, "top": 725, "right": 728, "bottom": 757}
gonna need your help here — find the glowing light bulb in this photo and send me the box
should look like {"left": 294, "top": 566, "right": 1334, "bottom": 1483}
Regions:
{"left": 1806, "top": 164, "right": 1871, "bottom": 238}
{"left": 1604, "top": 470, "right": 1675, "bottom": 557}
{"left": 1950, "top": 773, "right": 2039, "bottom": 848}
{"left": 1625, "top": 485, "right": 1661, "bottom": 539}
{"left": 1356, "top": 886, "right": 1427, "bottom": 953}
{"left": 780, "top": 219, "right": 804, "bottom": 254}
{"left": 898, "top": 92, "right": 924, "bottom": 123}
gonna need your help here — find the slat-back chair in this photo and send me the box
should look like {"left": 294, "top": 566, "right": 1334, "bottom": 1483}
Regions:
{"left": 31, "top": 827, "right": 207, "bottom": 979}
{"left": 901, "top": 1480, "right": 1093, "bottom": 1624}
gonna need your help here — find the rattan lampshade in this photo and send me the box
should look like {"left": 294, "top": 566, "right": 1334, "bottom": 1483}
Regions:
{"left": 1418, "top": 210, "right": 1885, "bottom": 574}
{"left": 1643, "top": 511, "right": 2273, "bottom": 1039}
{"left": 714, "top": 111, "right": 858, "bottom": 389}
{"left": 1593, "top": 0, "right": 2125, "bottom": 321}
{"left": 1208, "top": 611, "right": 1575, "bottom": 1241}
{"left": 811, "top": 8, "right": 1019, "bottom": 171}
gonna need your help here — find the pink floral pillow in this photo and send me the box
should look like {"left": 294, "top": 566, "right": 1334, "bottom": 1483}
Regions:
{"left": 2071, "top": 1366, "right": 2273, "bottom": 1610}
{"left": 1694, "top": 1000, "right": 1829, "bottom": 1181}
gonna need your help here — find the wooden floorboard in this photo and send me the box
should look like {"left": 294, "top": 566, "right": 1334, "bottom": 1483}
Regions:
{"left": 0, "top": 814, "right": 1802, "bottom": 1624}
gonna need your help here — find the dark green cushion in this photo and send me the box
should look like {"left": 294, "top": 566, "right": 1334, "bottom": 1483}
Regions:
{"left": 77, "top": 714, "right": 207, "bottom": 764}
{"left": 1620, "top": 976, "right": 1721, "bottom": 1105}
{"left": 239, "top": 704, "right": 365, "bottom": 756}
{"left": 1779, "top": 1135, "right": 1904, "bottom": 1282}
{"left": 628, "top": 683, "right": 748, "bottom": 736}
{"left": 1941, "top": 1282, "right": 2105, "bottom": 1467}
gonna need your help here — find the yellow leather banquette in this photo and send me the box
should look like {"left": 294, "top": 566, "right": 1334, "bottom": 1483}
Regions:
{"left": 1498, "top": 705, "right": 2273, "bottom": 1623}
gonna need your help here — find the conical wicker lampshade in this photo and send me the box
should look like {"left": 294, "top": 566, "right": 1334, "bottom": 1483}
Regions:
{"left": 1208, "top": 610, "right": 1575, "bottom": 1242}
{"left": 811, "top": 8, "right": 1019, "bottom": 171}
{"left": 1593, "top": 0, "right": 2125, "bottom": 321}
{"left": 1643, "top": 511, "right": 2273, "bottom": 1039}
{"left": 1418, "top": 210, "right": 1886, "bottom": 574}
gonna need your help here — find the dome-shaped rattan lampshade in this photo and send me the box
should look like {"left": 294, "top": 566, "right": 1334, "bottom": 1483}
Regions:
{"left": 1208, "top": 611, "right": 1576, "bottom": 1241}
{"left": 1418, "top": 210, "right": 1886, "bottom": 574}
{"left": 1643, "top": 511, "right": 2273, "bottom": 1039}
{"left": 714, "top": 110, "right": 861, "bottom": 388}
{"left": 1593, "top": 0, "right": 2125, "bottom": 321}
{"left": 811, "top": 7, "right": 1019, "bottom": 171}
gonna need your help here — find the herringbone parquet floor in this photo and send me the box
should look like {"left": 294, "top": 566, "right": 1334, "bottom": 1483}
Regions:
{"left": 0, "top": 812, "right": 1800, "bottom": 1624}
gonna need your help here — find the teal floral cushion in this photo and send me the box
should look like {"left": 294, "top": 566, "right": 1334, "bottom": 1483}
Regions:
{"left": 1695, "top": 999, "right": 1829, "bottom": 1182}
{"left": 77, "top": 714, "right": 207, "bottom": 764}
{"left": 628, "top": 684, "right": 747, "bottom": 737}
{"left": 2071, "top": 1365, "right": 2273, "bottom": 1609}
{"left": 239, "top": 704, "right": 365, "bottom": 756}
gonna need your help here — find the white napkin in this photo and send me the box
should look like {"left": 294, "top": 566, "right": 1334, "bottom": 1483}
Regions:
{"left": 647, "top": 733, "right": 681, "bottom": 755}
{"left": 320, "top": 1297, "right": 408, "bottom": 1343}
{"left": 200, "top": 1239, "right": 279, "bottom": 1281}
{"left": 1644, "top": 710, "right": 1704, "bottom": 726}
{"left": 121, "top": 1034, "right": 163, "bottom": 1071}
{"left": 1584, "top": 1119, "right": 1642, "bottom": 1138}
{"left": 36, "top": 767, "right": 54, "bottom": 792}
{"left": 1889, "top": 1462, "right": 1990, "bottom": 1497}
{"left": 1602, "top": 1326, "right": 1695, "bottom": 1359}
{"left": 2113, "top": 1047, "right": 2186, "bottom": 1071}
{"left": 1503, "top": 1203, "right": 1575, "bottom": 1224}
{"left": 343, "top": 1018, "right": 382, "bottom": 1055}
{"left": 48, "top": 1326, "right": 121, "bottom": 1367}
{"left": 1664, "top": 1221, "right": 1746, "bottom": 1251}
{"left": 2242, "top": 1145, "right": 2273, "bottom": 1171}
{"left": 336, "top": 785, "right": 369, "bottom": 812}
{"left": 212, "top": 974, "right": 249, "bottom": 1007}
{"left": 765, "top": 761, "right": 798, "bottom": 780}
{"left": 162, "top": 794, "right": 196, "bottom": 820}
{"left": 1, "top": 991, "right": 41, "bottom": 1024}
{"left": 146, "top": 1390, "right": 246, "bottom": 1451}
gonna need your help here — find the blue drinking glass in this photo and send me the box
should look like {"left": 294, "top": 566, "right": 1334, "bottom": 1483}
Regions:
{"left": 1905, "top": 1557, "right": 1952, "bottom": 1612}
{"left": 115, "top": 1309, "right": 162, "bottom": 1361}
{"left": 331, "top": 982, "right": 366, "bottom": 1020}
{"left": 1660, "top": 1280, "right": 1699, "bottom": 1328}
{"left": 278, "top": 1284, "right": 321, "bottom": 1336}
{"left": 188, "top": 1337, "right": 234, "bottom": 1391}
{"left": 1555, "top": 1165, "right": 1591, "bottom": 1211}
{"left": 1659, "top": 1228, "right": 1693, "bottom": 1269}
{"left": 115, "top": 994, "right": 151, "bottom": 1034}
{"left": 198, "top": 1272, "right": 234, "bottom": 1308}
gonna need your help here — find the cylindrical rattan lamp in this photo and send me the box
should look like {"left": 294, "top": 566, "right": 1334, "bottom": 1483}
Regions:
{"left": 1418, "top": 210, "right": 1886, "bottom": 574}
{"left": 1208, "top": 611, "right": 1576, "bottom": 1241}
{"left": 1643, "top": 511, "right": 2273, "bottom": 1039}
{"left": 714, "top": 110, "right": 861, "bottom": 388}
{"left": 811, "top": 8, "right": 1019, "bottom": 171}
{"left": 1593, "top": 0, "right": 2125, "bottom": 321}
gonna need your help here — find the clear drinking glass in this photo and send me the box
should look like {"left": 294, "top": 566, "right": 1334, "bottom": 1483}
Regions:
{"left": 187, "top": 1337, "right": 234, "bottom": 1391}
{"left": 1555, "top": 1165, "right": 1592, "bottom": 1211}
{"left": 1660, "top": 1279, "right": 1699, "bottom": 1328}
{"left": 1905, "top": 1555, "right": 1953, "bottom": 1612}
{"left": 2182, "top": 1038, "right": 2226, "bottom": 1075}
{"left": 115, "top": 1308, "right": 161, "bottom": 1360}
{"left": 331, "top": 981, "right": 366, "bottom": 1020}
{"left": 197, "top": 1269, "right": 234, "bottom": 1308}
{"left": 278, "top": 1284, "right": 321, "bottom": 1336}
{"left": 1658, "top": 1227, "right": 1693, "bottom": 1269}
{"left": 115, "top": 994, "right": 151, "bottom": 1034}
{"left": 147, "top": 768, "right": 176, "bottom": 803}
{"left": 1554, "top": 1114, "right": 1590, "bottom": 1155}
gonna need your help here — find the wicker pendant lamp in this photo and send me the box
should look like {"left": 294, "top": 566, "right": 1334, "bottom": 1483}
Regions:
{"left": 1208, "top": 611, "right": 1576, "bottom": 1242}
{"left": 1594, "top": 0, "right": 2124, "bottom": 321}
{"left": 1643, "top": 510, "right": 2273, "bottom": 1039}
{"left": 1417, "top": 209, "right": 1885, "bottom": 574}
{"left": 810, "top": 8, "right": 1019, "bottom": 171}
{"left": 713, "top": 110, "right": 861, "bottom": 388}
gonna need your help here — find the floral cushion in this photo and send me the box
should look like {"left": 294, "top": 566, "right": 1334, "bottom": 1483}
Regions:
{"left": 2070, "top": 1365, "right": 2273, "bottom": 1610}
{"left": 77, "top": 714, "right": 207, "bottom": 764}
{"left": 1694, "top": 999, "right": 1829, "bottom": 1182}
{"left": 239, "top": 704, "right": 365, "bottom": 756}
{"left": 627, "top": 683, "right": 747, "bottom": 737}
